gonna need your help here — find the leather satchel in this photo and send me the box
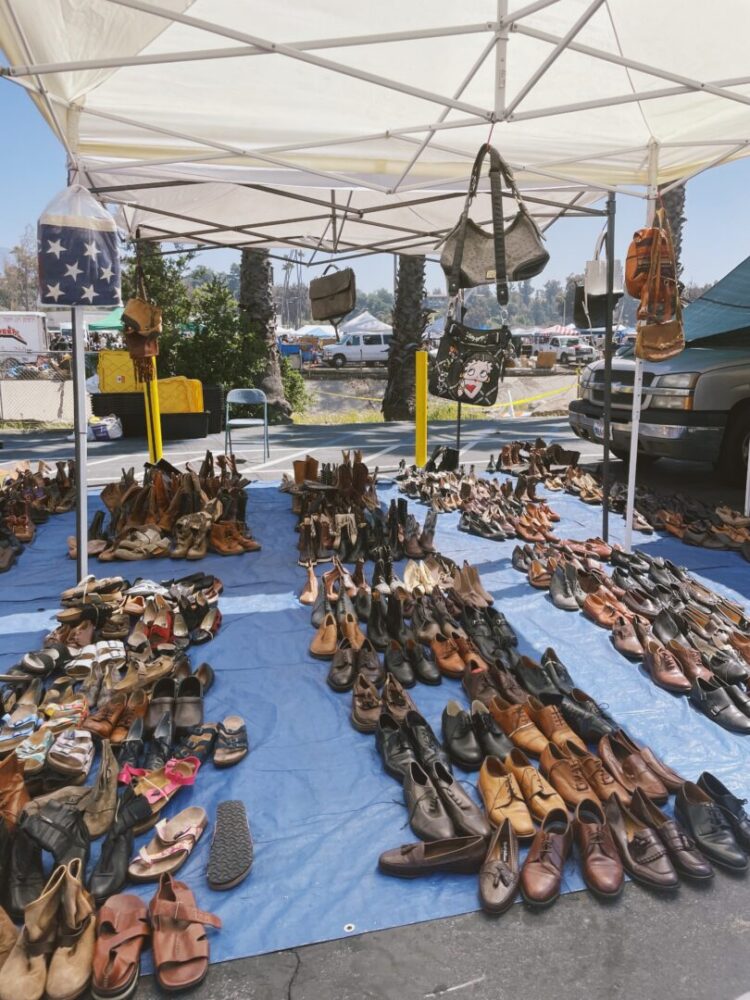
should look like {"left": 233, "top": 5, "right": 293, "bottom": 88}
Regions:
{"left": 635, "top": 209, "right": 684, "bottom": 362}
{"left": 309, "top": 265, "right": 356, "bottom": 321}
{"left": 429, "top": 316, "right": 514, "bottom": 406}
{"left": 440, "top": 144, "right": 548, "bottom": 305}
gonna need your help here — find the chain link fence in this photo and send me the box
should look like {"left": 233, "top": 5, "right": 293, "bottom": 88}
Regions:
{"left": 0, "top": 351, "right": 98, "bottom": 428}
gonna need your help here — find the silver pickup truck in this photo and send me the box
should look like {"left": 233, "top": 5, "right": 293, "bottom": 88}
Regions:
{"left": 568, "top": 340, "right": 750, "bottom": 484}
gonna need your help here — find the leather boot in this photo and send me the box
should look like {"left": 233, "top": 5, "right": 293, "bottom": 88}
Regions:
{"left": 0, "top": 864, "right": 66, "bottom": 1000}
{"left": 386, "top": 593, "right": 409, "bottom": 644}
{"left": 0, "top": 751, "right": 29, "bottom": 831}
{"left": 316, "top": 515, "right": 334, "bottom": 561}
{"left": 169, "top": 516, "right": 193, "bottom": 559}
{"left": 299, "top": 565, "right": 319, "bottom": 606}
{"left": 21, "top": 800, "right": 90, "bottom": 869}
{"left": 304, "top": 455, "right": 319, "bottom": 482}
{"left": 0, "top": 903, "right": 15, "bottom": 974}
{"left": 46, "top": 860, "right": 95, "bottom": 1000}
{"left": 367, "top": 593, "right": 389, "bottom": 651}
{"left": 208, "top": 522, "right": 244, "bottom": 556}
{"left": 293, "top": 459, "right": 307, "bottom": 486}
{"left": 297, "top": 519, "right": 314, "bottom": 566}
{"left": 419, "top": 511, "right": 438, "bottom": 554}
{"left": 81, "top": 739, "right": 117, "bottom": 839}
{"left": 8, "top": 828, "right": 45, "bottom": 920}
{"left": 186, "top": 512, "right": 211, "bottom": 559}
{"left": 404, "top": 516, "right": 424, "bottom": 559}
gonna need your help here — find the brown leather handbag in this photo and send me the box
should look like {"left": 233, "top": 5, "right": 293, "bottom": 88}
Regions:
{"left": 635, "top": 210, "right": 684, "bottom": 362}
{"left": 309, "top": 266, "right": 356, "bottom": 322}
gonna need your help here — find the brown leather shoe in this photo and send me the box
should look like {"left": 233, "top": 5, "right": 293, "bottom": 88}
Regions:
{"left": 379, "top": 835, "right": 487, "bottom": 878}
{"left": 667, "top": 640, "right": 714, "bottom": 683}
{"left": 430, "top": 634, "right": 465, "bottom": 678}
{"left": 83, "top": 692, "right": 127, "bottom": 740}
{"left": 340, "top": 612, "right": 365, "bottom": 651}
{"left": 520, "top": 808, "right": 572, "bottom": 907}
{"left": 526, "top": 696, "right": 586, "bottom": 753}
{"left": 478, "top": 756, "right": 534, "bottom": 838}
{"left": 110, "top": 690, "right": 148, "bottom": 745}
{"left": 462, "top": 664, "right": 499, "bottom": 708}
{"left": 382, "top": 674, "right": 416, "bottom": 725}
{"left": 209, "top": 522, "right": 245, "bottom": 556}
{"left": 489, "top": 696, "right": 547, "bottom": 756}
{"left": 0, "top": 752, "right": 30, "bottom": 831}
{"left": 630, "top": 788, "right": 713, "bottom": 881}
{"left": 351, "top": 676, "right": 381, "bottom": 733}
{"left": 504, "top": 748, "right": 567, "bottom": 822}
{"left": 598, "top": 734, "right": 668, "bottom": 804}
{"left": 573, "top": 797, "right": 624, "bottom": 899}
{"left": 540, "top": 741, "right": 596, "bottom": 808}
{"left": 612, "top": 615, "right": 644, "bottom": 659}
{"left": 643, "top": 638, "right": 692, "bottom": 693}
{"left": 488, "top": 665, "right": 530, "bottom": 705}
{"left": 309, "top": 612, "right": 338, "bottom": 659}
{"left": 479, "top": 819, "right": 519, "bottom": 914}
{"left": 611, "top": 731, "right": 685, "bottom": 793}
{"left": 582, "top": 593, "right": 620, "bottom": 629}
{"left": 604, "top": 794, "right": 679, "bottom": 890}
{"left": 454, "top": 637, "right": 491, "bottom": 672}
{"left": 564, "top": 741, "right": 630, "bottom": 805}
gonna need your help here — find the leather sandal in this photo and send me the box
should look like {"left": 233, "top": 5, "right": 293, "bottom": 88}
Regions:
{"left": 128, "top": 806, "right": 208, "bottom": 881}
{"left": 91, "top": 893, "right": 150, "bottom": 1000}
{"left": 132, "top": 756, "right": 201, "bottom": 832}
{"left": 149, "top": 873, "right": 221, "bottom": 993}
{"left": 213, "top": 715, "right": 248, "bottom": 768}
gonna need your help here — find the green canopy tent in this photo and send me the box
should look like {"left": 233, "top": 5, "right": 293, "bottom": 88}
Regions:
{"left": 88, "top": 307, "right": 123, "bottom": 332}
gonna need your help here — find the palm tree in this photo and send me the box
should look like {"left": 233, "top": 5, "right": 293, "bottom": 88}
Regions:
{"left": 659, "top": 182, "right": 686, "bottom": 278}
{"left": 382, "top": 254, "right": 427, "bottom": 421}
{"left": 238, "top": 248, "right": 291, "bottom": 419}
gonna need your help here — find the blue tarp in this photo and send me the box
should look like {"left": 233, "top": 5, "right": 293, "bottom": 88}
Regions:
{"left": 0, "top": 481, "right": 749, "bottom": 964}
{"left": 684, "top": 254, "right": 750, "bottom": 342}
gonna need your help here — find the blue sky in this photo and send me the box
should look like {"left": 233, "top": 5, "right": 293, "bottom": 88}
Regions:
{"left": 3, "top": 77, "right": 750, "bottom": 292}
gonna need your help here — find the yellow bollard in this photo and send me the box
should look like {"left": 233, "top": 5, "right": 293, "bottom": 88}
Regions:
{"left": 143, "top": 356, "right": 163, "bottom": 462}
{"left": 415, "top": 350, "right": 428, "bottom": 467}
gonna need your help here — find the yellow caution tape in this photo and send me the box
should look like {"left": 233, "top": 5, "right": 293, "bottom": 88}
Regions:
{"left": 310, "top": 381, "right": 577, "bottom": 409}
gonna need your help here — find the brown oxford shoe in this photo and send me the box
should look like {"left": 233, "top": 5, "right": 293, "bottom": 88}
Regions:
{"left": 563, "top": 741, "right": 630, "bottom": 805}
{"left": 526, "top": 696, "right": 587, "bottom": 753}
{"left": 604, "top": 794, "right": 679, "bottom": 890}
{"left": 504, "top": 748, "right": 567, "bottom": 823}
{"left": 488, "top": 696, "right": 546, "bottom": 757}
{"left": 520, "top": 808, "right": 572, "bottom": 907}
{"left": 630, "top": 788, "right": 713, "bottom": 881}
{"left": 598, "top": 734, "right": 669, "bottom": 804}
{"left": 643, "top": 638, "right": 692, "bottom": 693}
{"left": 666, "top": 639, "right": 714, "bottom": 684}
{"left": 611, "top": 731, "right": 685, "bottom": 793}
{"left": 573, "top": 797, "right": 624, "bottom": 899}
{"left": 540, "top": 741, "right": 596, "bottom": 809}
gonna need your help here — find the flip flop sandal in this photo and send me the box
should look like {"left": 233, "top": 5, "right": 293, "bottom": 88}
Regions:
{"left": 47, "top": 728, "right": 95, "bottom": 777}
{"left": 206, "top": 800, "right": 253, "bottom": 891}
{"left": 21, "top": 642, "right": 71, "bottom": 676}
{"left": 91, "top": 894, "right": 150, "bottom": 1000}
{"left": 128, "top": 807, "right": 208, "bottom": 881}
{"left": 15, "top": 727, "right": 54, "bottom": 775}
{"left": 149, "top": 873, "right": 221, "bottom": 994}
{"left": 133, "top": 757, "right": 202, "bottom": 832}
{"left": 213, "top": 716, "right": 248, "bottom": 768}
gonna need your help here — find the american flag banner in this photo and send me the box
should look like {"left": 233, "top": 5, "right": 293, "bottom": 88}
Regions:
{"left": 37, "top": 185, "right": 122, "bottom": 307}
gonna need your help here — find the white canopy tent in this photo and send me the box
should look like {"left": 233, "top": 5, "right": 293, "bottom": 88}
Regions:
{"left": 3, "top": 0, "right": 750, "bottom": 572}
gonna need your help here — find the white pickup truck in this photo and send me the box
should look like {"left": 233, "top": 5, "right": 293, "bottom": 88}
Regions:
{"left": 0, "top": 311, "right": 50, "bottom": 365}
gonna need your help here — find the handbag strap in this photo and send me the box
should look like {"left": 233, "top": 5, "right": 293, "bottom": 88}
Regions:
{"left": 449, "top": 144, "right": 518, "bottom": 307}
{"left": 643, "top": 209, "right": 681, "bottom": 323}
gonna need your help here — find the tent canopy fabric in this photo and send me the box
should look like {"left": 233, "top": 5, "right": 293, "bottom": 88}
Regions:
{"left": 88, "top": 306, "right": 124, "bottom": 330}
{"left": 684, "top": 256, "right": 750, "bottom": 343}
{"left": 4, "top": 0, "right": 750, "bottom": 258}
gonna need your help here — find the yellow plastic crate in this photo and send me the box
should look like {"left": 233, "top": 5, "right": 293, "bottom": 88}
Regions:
{"left": 97, "top": 353, "right": 204, "bottom": 412}
{"left": 98, "top": 350, "right": 138, "bottom": 392}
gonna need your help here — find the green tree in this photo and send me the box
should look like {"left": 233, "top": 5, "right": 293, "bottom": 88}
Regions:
{"left": 0, "top": 226, "right": 37, "bottom": 309}
{"left": 382, "top": 255, "right": 427, "bottom": 421}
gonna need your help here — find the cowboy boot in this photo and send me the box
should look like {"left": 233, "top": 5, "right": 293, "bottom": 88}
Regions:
{"left": 418, "top": 511, "right": 438, "bottom": 554}
{"left": 293, "top": 460, "right": 307, "bottom": 486}
{"left": 304, "top": 455, "right": 319, "bottom": 482}
{"left": 0, "top": 864, "right": 66, "bottom": 1000}
{"left": 0, "top": 751, "right": 29, "bottom": 831}
{"left": 46, "top": 859, "right": 95, "bottom": 1000}
{"left": 170, "top": 516, "right": 194, "bottom": 559}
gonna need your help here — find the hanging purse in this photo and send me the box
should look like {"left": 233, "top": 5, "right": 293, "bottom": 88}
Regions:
{"left": 635, "top": 209, "right": 684, "bottom": 362}
{"left": 123, "top": 257, "right": 162, "bottom": 380}
{"left": 429, "top": 313, "right": 514, "bottom": 406}
{"left": 309, "top": 265, "right": 356, "bottom": 322}
{"left": 574, "top": 229, "right": 624, "bottom": 328}
{"left": 440, "top": 144, "right": 549, "bottom": 305}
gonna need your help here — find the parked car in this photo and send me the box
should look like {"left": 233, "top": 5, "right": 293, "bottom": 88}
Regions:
{"left": 569, "top": 338, "right": 750, "bottom": 483}
{"left": 533, "top": 335, "right": 596, "bottom": 365}
{"left": 321, "top": 331, "right": 393, "bottom": 368}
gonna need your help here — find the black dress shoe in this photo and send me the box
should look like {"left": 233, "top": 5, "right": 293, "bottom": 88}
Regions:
{"left": 117, "top": 715, "right": 144, "bottom": 771}
{"left": 675, "top": 781, "right": 748, "bottom": 870}
{"left": 429, "top": 760, "right": 491, "bottom": 838}
{"left": 367, "top": 593, "right": 389, "bottom": 651}
{"left": 698, "top": 771, "right": 750, "bottom": 850}
{"left": 461, "top": 608, "right": 502, "bottom": 662}
{"left": 484, "top": 607, "right": 517, "bottom": 648}
{"left": 559, "top": 688, "right": 617, "bottom": 740}
{"left": 355, "top": 587, "right": 371, "bottom": 624}
{"left": 701, "top": 647, "right": 749, "bottom": 686}
{"left": 404, "top": 709, "right": 452, "bottom": 772}
{"left": 718, "top": 677, "right": 750, "bottom": 717}
{"left": 514, "top": 655, "right": 559, "bottom": 699}
{"left": 357, "top": 638, "right": 385, "bottom": 688}
{"left": 404, "top": 639, "right": 441, "bottom": 685}
{"left": 327, "top": 639, "right": 358, "bottom": 692}
{"left": 540, "top": 648, "right": 575, "bottom": 695}
{"left": 310, "top": 589, "right": 330, "bottom": 630}
{"left": 442, "top": 700, "right": 482, "bottom": 770}
{"left": 652, "top": 609, "right": 688, "bottom": 646}
{"left": 471, "top": 701, "right": 513, "bottom": 759}
{"left": 375, "top": 712, "right": 417, "bottom": 782}
{"left": 689, "top": 677, "right": 750, "bottom": 733}
{"left": 143, "top": 711, "right": 174, "bottom": 772}
{"left": 88, "top": 826, "right": 133, "bottom": 903}
{"left": 385, "top": 639, "right": 416, "bottom": 688}
{"left": 7, "top": 828, "right": 45, "bottom": 920}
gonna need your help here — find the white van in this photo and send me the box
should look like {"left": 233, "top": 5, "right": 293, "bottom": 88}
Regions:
{"left": 321, "top": 331, "right": 393, "bottom": 368}
{"left": 533, "top": 334, "right": 596, "bottom": 365}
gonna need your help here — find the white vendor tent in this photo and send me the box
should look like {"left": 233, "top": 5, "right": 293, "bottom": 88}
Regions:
{"left": 3, "top": 0, "right": 750, "bottom": 567}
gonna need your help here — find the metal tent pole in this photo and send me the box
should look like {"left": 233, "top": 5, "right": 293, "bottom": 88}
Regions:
{"left": 71, "top": 306, "right": 88, "bottom": 581}
{"left": 624, "top": 141, "right": 659, "bottom": 552}
{"left": 600, "top": 191, "right": 616, "bottom": 542}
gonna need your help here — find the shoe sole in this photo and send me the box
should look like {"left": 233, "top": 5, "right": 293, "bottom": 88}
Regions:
{"left": 520, "top": 888, "right": 560, "bottom": 909}
{"left": 351, "top": 715, "right": 378, "bottom": 734}
{"left": 582, "top": 877, "right": 624, "bottom": 901}
{"left": 92, "top": 971, "right": 139, "bottom": 1000}
{"left": 207, "top": 800, "right": 253, "bottom": 891}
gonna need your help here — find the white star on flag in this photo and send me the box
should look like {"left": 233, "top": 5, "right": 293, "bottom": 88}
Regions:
{"left": 83, "top": 240, "right": 101, "bottom": 260}
{"left": 46, "top": 239, "right": 65, "bottom": 259}
{"left": 64, "top": 261, "right": 83, "bottom": 281}
{"left": 99, "top": 264, "right": 114, "bottom": 282}
{"left": 80, "top": 285, "right": 97, "bottom": 303}
{"left": 45, "top": 283, "right": 64, "bottom": 302}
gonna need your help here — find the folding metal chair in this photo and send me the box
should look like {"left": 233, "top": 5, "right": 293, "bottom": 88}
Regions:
{"left": 224, "top": 388, "right": 269, "bottom": 460}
